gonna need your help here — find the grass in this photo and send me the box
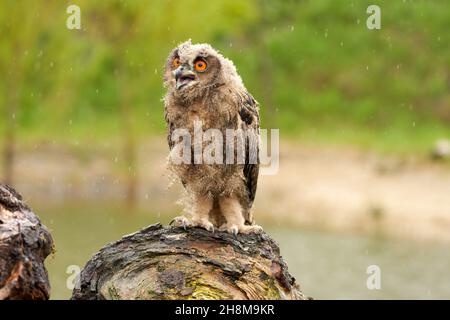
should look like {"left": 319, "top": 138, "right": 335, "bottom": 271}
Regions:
{"left": 5, "top": 111, "right": 449, "bottom": 159}
{"left": 1, "top": 0, "right": 450, "bottom": 158}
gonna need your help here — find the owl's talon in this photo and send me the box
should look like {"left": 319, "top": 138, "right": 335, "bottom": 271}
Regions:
{"left": 170, "top": 216, "right": 193, "bottom": 229}
{"left": 192, "top": 219, "right": 215, "bottom": 233}
{"left": 225, "top": 225, "right": 239, "bottom": 236}
{"left": 206, "top": 223, "right": 215, "bottom": 233}
{"left": 220, "top": 224, "right": 263, "bottom": 235}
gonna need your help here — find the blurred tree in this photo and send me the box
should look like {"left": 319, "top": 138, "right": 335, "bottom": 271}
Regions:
{"left": 0, "top": 3, "right": 23, "bottom": 185}
{"left": 81, "top": 0, "right": 144, "bottom": 206}
{"left": 0, "top": 2, "right": 47, "bottom": 185}
{"left": 234, "top": 0, "right": 298, "bottom": 134}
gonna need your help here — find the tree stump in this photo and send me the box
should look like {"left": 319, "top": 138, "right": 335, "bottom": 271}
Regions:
{"left": 0, "top": 184, "right": 54, "bottom": 300}
{"left": 72, "top": 223, "right": 307, "bottom": 300}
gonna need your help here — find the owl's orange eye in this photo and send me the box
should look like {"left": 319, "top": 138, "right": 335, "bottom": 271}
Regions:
{"left": 194, "top": 59, "right": 207, "bottom": 72}
{"left": 172, "top": 57, "right": 181, "bottom": 68}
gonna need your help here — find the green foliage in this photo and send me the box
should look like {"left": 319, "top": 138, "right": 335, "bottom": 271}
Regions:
{"left": 0, "top": 0, "right": 449, "bottom": 152}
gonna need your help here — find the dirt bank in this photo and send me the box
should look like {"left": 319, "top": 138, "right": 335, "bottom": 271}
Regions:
{"left": 258, "top": 141, "right": 450, "bottom": 242}
{"left": 5, "top": 138, "right": 450, "bottom": 242}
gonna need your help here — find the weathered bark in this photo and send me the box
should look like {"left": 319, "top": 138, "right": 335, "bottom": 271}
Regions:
{"left": 72, "top": 223, "right": 307, "bottom": 300}
{"left": 0, "top": 184, "right": 54, "bottom": 300}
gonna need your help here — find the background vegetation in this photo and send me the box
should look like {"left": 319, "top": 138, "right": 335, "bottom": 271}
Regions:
{"left": 1, "top": 0, "right": 449, "bottom": 156}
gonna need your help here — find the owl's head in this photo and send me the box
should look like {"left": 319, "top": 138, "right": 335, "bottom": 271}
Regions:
{"left": 164, "top": 40, "right": 243, "bottom": 100}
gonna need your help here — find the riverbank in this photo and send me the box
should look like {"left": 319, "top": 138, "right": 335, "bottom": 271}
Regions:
{"left": 5, "top": 137, "right": 450, "bottom": 243}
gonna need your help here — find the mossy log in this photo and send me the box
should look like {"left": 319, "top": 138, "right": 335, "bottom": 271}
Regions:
{"left": 0, "top": 184, "right": 54, "bottom": 300}
{"left": 71, "top": 223, "right": 307, "bottom": 300}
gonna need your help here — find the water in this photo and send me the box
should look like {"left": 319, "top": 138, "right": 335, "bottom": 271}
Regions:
{"left": 270, "top": 227, "right": 450, "bottom": 299}
{"left": 36, "top": 203, "right": 450, "bottom": 300}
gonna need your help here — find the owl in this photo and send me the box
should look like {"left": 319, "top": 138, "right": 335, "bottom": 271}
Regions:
{"left": 163, "top": 40, "right": 262, "bottom": 235}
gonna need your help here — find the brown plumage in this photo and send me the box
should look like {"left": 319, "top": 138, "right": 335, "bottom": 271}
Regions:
{"left": 163, "top": 40, "right": 262, "bottom": 234}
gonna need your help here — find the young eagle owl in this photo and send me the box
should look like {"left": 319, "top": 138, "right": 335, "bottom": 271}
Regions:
{"left": 163, "top": 40, "right": 262, "bottom": 235}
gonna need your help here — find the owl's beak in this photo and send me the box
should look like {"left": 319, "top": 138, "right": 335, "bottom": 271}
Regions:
{"left": 175, "top": 67, "right": 196, "bottom": 90}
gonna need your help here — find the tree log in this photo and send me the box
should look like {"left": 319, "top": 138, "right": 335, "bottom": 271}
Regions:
{"left": 0, "top": 184, "right": 54, "bottom": 300}
{"left": 72, "top": 223, "right": 307, "bottom": 300}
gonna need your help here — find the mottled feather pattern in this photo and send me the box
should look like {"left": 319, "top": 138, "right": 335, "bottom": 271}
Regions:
{"left": 163, "top": 40, "right": 262, "bottom": 234}
{"left": 240, "top": 92, "right": 260, "bottom": 221}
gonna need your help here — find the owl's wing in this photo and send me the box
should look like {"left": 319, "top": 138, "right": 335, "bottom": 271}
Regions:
{"left": 239, "top": 91, "right": 260, "bottom": 223}
{"left": 164, "top": 108, "right": 189, "bottom": 189}
{"left": 164, "top": 108, "right": 175, "bottom": 151}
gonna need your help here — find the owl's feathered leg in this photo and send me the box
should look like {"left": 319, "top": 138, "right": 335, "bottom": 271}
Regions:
{"left": 171, "top": 196, "right": 214, "bottom": 232}
{"left": 191, "top": 196, "right": 215, "bottom": 232}
{"left": 218, "top": 196, "right": 262, "bottom": 235}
